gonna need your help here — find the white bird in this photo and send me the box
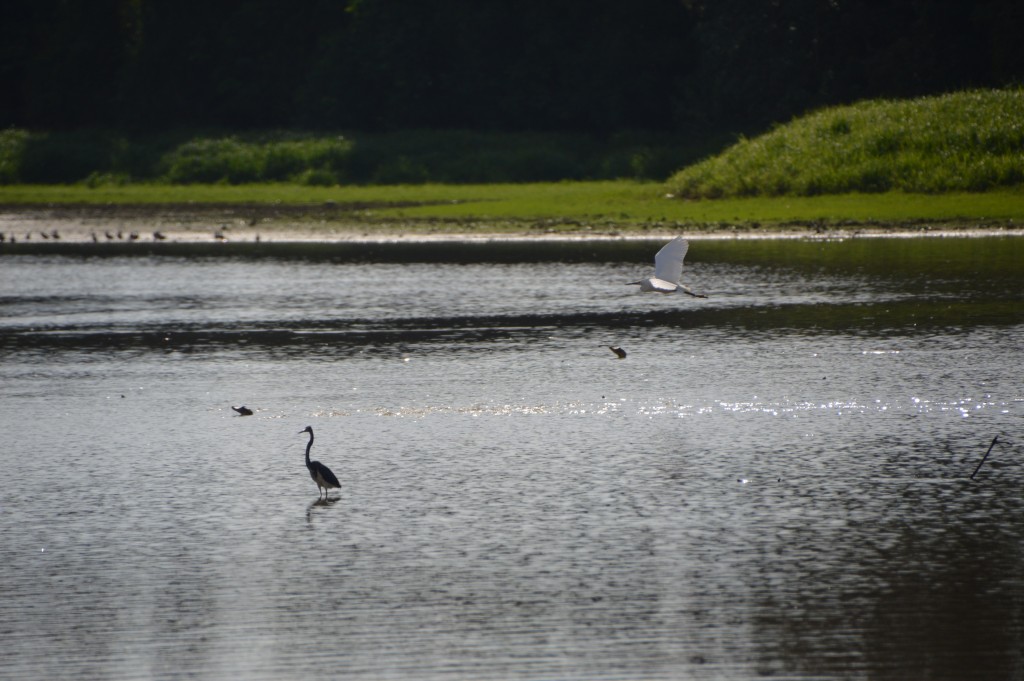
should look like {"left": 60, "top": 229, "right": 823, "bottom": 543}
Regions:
{"left": 627, "top": 237, "right": 706, "bottom": 297}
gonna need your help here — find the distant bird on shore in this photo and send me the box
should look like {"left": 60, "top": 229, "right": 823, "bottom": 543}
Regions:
{"left": 129, "top": 231, "right": 139, "bottom": 241}
{"left": 153, "top": 231, "right": 167, "bottom": 241}
{"left": 608, "top": 346, "right": 627, "bottom": 359}
{"left": 91, "top": 232, "right": 98, "bottom": 242}
{"left": 105, "top": 231, "right": 115, "bottom": 240}
{"left": 627, "top": 237, "right": 707, "bottom": 297}
{"left": 299, "top": 426, "right": 341, "bottom": 500}
{"left": 232, "top": 405, "right": 253, "bottom": 416}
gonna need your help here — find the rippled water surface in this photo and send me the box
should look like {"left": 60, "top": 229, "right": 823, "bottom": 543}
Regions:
{"left": 2, "top": 236, "right": 1022, "bottom": 680}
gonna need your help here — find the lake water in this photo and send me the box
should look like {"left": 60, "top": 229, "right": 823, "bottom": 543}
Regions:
{"left": 1, "top": 235, "right": 1022, "bottom": 680}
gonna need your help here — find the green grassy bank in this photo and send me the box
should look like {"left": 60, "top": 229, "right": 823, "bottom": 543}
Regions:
{"left": 668, "top": 89, "right": 1024, "bottom": 198}
{"left": 3, "top": 89, "right": 1024, "bottom": 232}
{"left": 2, "top": 181, "right": 1022, "bottom": 230}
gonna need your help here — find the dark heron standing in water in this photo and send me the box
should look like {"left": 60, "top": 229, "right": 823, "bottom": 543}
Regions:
{"left": 627, "top": 237, "right": 707, "bottom": 298}
{"left": 299, "top": 426, "right": 341, "bottom": 499}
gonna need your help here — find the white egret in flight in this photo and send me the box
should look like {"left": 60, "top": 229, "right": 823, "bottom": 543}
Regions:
{"left": 627, "top": 237, "right": 706, "bottom": 297}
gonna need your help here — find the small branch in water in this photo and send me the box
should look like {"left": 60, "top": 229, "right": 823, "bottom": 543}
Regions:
{"left": 970, "top": 435, "right": 1000, "bottom": 479}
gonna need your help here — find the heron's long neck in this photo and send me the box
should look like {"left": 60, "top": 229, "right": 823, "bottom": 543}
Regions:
{"left": 305, "top": 432, "right": 314, "bottom": 466}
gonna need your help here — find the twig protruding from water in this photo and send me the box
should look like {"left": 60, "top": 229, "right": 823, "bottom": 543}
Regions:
{"left": 970, "top": 435, "right": 1000, "bottom": 480}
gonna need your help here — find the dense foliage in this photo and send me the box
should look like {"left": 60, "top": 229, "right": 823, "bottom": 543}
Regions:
{"left": 3, "top": 0, "right": 1023, "bottom": 134}
{"left": 667, "top": 89, "right": 1024, "bottom": 197}
{"left": 0, "top": 128, "right": 726, "bottom": 184}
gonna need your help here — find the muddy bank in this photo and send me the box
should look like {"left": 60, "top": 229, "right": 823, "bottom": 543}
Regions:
{"left": 1, "top": 203, "right": 1022, "bottom": 247}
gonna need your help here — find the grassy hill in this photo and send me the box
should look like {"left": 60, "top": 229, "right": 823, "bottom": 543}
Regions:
{"left": 667, "top": 89, "right": 1024, "bottom": 198}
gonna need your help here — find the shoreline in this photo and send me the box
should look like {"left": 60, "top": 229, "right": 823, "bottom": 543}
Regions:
{"left": 2, "top": 205, "right": 1023, "bottom": 245}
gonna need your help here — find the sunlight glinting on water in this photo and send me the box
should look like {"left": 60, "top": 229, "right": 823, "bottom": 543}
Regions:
{"left": 1, "top": 238, "right": 1022, "bottom": 680}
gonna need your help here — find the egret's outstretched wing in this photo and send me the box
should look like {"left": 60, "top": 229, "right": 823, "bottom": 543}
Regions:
{"left": 652, "top": 237, "right": 688, "bottom": 285}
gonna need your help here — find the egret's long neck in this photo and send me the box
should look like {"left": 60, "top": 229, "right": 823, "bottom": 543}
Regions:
{"left": 305, "top": 432, "right": 314, "bottom": 466}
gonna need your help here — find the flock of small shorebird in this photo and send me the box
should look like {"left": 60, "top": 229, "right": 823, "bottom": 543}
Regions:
{"left": 0, "top": 228, "right": 167, "bottom": 242}
{"left": 230, "top": 236, "right": 707, "bottom": 500}
{"left": 0, "top": 226, "right": 245, "bottom": 243}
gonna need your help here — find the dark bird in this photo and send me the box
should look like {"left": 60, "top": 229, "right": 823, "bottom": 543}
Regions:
{"left": 91, "top": 232, "right": 98, "bottom": 242}
{"left": 39, "top": 231, "right": 49, "bottom": 239}
{"left": 627, "top": 237, "right": 707, "bottom": 297}
{"left": 105, "top": 231, "right": 115, "bottom": 240}
{"left": 153, "top": 231, "right": 167, "bottom": 240}
{"left": 232, "top": 405, "right": 253, "bottom": 416}
{"left": 129, "top": 231, "right": 139, "bottom": 241}
{"left": 51, "top": 229, "right": 60, "bottom": 240}
{"left": 213, "top": 231, "right": 227, "bottom": 241}
{"left": 299, "top": 426, "right": 341, "bottom": 500}
{"left": 608, "top": 346, "right": 627, "bottom": 359}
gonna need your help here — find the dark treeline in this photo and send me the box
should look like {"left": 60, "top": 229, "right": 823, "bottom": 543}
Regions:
{"left": 2, "top": 0, "right": 1023, "bottom": 135}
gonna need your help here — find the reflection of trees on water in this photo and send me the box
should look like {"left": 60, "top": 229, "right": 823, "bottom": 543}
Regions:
{"left": 749, "top": 468, "right": 1024, "bottom": 678}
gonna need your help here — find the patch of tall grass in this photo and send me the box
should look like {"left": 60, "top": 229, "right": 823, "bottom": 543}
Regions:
{"left": 159, "top": 135, "right": 353, "bottom": 185}
{"left": 667, "top": 89, "right": 1024, "bottom": 198}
